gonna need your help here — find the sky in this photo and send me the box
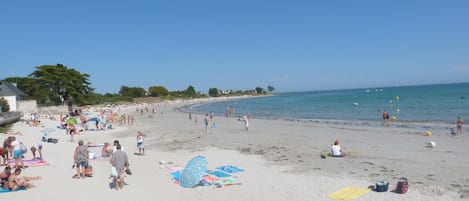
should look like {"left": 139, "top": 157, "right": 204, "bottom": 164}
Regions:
{"left": 1, "top": 0, "right": 469, "bottom": 94}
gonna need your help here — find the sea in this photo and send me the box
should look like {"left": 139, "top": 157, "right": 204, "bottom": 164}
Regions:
{"left": 185, "top": 82, "right": 469, "bottom": 130}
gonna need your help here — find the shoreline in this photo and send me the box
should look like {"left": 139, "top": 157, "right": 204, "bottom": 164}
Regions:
{"left": 147, "top": 100, "right": 469, "bottom": 199}
{"left": 177, "top": 96, "right": 464, "bottom": 135}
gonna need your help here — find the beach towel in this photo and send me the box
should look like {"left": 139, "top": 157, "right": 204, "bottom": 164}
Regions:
{"left": 0, "top": 187, "right": 26, "bottom": 193}
{"left": 8, "top": 159, "right": 49, "bottom": 167}
{"left": 327, "top": 186, "right": 371, "bottom": 200}
{"left": 87, "top": 144, "right": 104, "bottom": 147}
{"left": 216, "top": 165, "right": 244, "bottom": 173}
{"left": 90, "top": 154, "right": 111, "bottom": 160}
{"left": 207, "top": 170, "right": 231, "bottom": 178}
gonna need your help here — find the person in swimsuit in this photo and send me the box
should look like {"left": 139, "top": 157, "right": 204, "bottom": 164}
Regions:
{"left": 8, "top": 168, "right": 40, "bottom": 190}
{"left": 456, "top": 117, "right": 464, "bottom": 136}
{"left": 0, "top": 166, "right": 11, "bottom": 188}
{"left": 101, "top": 142, "right": 113, "bottom": 157}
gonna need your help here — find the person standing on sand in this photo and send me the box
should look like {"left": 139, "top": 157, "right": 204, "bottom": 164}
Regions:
{"left": 73, "top": 140, "right": 89, "bottom": 179}
{"left": 137, "top": 131, "right": 146, "bottom": 155}
{"left": 456, "top": 117, "right": 464, "bottom": 135}
{"left": 111, "top": 144, "right": 129, "bottom": 190}
{"left": 243, "top": 116, "right": 249, "bottom": 131}
{"left": 10, "top": 137, "right": 24, "bottom": 169}
{"left": 204, "top": 114, "right": 209, "bottom": 132}
{"left": 382, "top": 110, "right": 390, "bottom": 127}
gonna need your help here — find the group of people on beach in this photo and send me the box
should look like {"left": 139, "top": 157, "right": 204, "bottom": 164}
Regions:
{"left": 71, "top": 129, "right": 145, "bottom": 190}
{"left": 1, "top": 136, "right": 43, "bottom": 168}
{"left": 1, "top": 136, "right": 43, "bottom": 191}
{"left": 1, "top": 166, "right": 41, "bottom": 191}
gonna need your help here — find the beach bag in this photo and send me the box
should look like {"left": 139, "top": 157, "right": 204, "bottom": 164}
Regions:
{"left": 375, "top": 180, "right": 389, "bottom": 192}
{"left": 85, "top": 165, "right": 93, "bottom": 177}
{"left": 396, "top": 177, "right": 408, "bottom": 194}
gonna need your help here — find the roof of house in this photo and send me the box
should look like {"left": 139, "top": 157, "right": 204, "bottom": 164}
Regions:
{"left": 0, "top": 81, "right": 27, "bottom": 97}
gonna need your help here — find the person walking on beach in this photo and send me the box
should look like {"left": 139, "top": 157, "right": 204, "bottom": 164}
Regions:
{"left": 73, "top": 140, "right": 89, "bottom": 179}
{"left": 137, "top": 131, "right": 146, "bottom": 155}
{"left": 242, "top": 115, "right": 249, "bottom": 131}
{"left": 111, "top": 144, "right": 129, "bottom": 190}
{"left": 456, "top": 117, "right": 464, "bottom": 136}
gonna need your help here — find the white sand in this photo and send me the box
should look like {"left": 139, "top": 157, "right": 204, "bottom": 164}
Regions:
{"left": 0, "top": 101, "right": 467, "bottom": 200}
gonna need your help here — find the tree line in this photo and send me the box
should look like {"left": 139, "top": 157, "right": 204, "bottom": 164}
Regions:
{"left": 2, "top": 64, "right": 275, "bottom": 106}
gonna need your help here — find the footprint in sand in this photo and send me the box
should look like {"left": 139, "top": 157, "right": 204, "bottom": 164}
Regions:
{"left": 368, "top": 173, "right": 380, "bottom": 177}
{"left": 361, "top": 161, "right": 374, "bottom": 166}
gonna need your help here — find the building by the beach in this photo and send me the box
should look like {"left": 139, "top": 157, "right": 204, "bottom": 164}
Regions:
{"left": 0, "top": 81, "right": 38, "bottom": 113}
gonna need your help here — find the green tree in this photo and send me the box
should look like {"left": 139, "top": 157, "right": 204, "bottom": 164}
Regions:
{"left": 119, "top": 86, "right": 146, "bottom": 98}
{"left": 255, "top": 87, "right": 264, "bottom": 94}
{"left": 29, "top": 64, "right": 94, "bottom": 106}
{"left": 267, "top": 85, "right": 275, "bottom": 92}
{"left": 186, "top": 85, "right": 196, "bottom": 97}
{"left": 148, "top": 86, "right": 169, "bottom": 97}
{"left": 4, "top": 77, "right": 49, "bottom": 103}
{"left": 208, "top": 88, "right": 220, "bottom": 97}
{"left": 0, "top": 98, "right": 9, "bottom": 112}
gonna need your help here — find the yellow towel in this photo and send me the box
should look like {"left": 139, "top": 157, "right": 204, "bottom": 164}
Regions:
{"left": 327, "top": 186, "right": 371, "bottom": 200}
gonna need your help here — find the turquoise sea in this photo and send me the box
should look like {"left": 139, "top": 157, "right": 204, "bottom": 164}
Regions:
{"left": 187, "top": 83, "right": 469, "bottom": 126}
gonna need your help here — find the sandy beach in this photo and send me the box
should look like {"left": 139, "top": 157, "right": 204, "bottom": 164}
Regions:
{"left": 0, "top": 100, "right": 467, "bottom": 201}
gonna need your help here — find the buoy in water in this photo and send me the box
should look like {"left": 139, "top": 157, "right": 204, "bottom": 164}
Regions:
{"left": 396, "top": 96, "right": 400, "bottom": 101}
{"left": 397, "top": 109, "right": 400, "bottom": 114}
{"left": 353, "top": 102, "right": 359, "bottom": 106}
{"left": 392, "top": 116, "right": 397, "bottom": 121}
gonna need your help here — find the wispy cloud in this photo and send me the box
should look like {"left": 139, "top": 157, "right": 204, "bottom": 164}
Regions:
{"left": 452, "top": 65, "right": 469, "bottom": 71}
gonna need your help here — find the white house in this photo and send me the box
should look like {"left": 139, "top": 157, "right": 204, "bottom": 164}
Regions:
{"left": 0, "top": 81, "right": 27, "bottom": 112}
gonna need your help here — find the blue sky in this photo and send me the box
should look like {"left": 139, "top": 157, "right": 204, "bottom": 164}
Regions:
{"left": 1, "top": 1, "right": 468, "bottom": 94}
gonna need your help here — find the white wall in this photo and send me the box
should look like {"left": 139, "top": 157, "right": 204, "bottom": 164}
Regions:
{"left": 1, "top": 96, "right": 17, "bottom": 111}
{"left": 17, "top": 100, "right": 38, "bottom": 113}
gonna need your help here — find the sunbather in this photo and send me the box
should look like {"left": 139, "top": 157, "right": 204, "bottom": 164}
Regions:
{"left": 0, "top": 167, "right": 11, "bottom": 188}
{"left": 102, "top": 142, "right": 113, "bottom": 157}
{"left": 5, "top": 130, "right": 22, "bottom": 136}
{"left": 8, "top": 168, "right": 40, "bottom": 190}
